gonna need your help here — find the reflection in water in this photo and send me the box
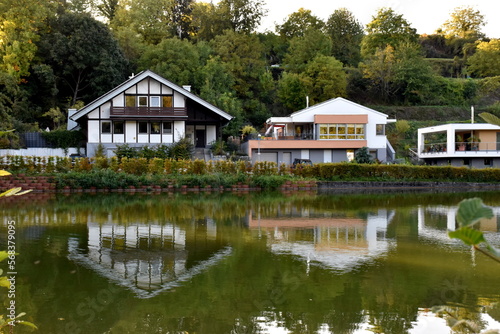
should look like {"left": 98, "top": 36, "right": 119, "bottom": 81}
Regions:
{"left": 68, "top": 221, "right": 232, "bottom": 298}
{"left": 1, "top": 191, "right": 500, "bottom": 333}
{"left": 250, "top": 209, "right": 395, "bottom": 273}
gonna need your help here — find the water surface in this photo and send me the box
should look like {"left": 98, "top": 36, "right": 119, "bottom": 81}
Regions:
{"left": 1, "top": 190, "right": 500, "bottom": 333}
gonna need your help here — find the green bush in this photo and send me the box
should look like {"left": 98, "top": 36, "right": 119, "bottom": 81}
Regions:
{"left": 42, "top": 130, "right": 84, "bottom": 149}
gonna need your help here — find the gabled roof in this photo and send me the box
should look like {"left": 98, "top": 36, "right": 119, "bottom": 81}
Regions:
{"left": 289, "top": 97, "right": 389, "bottom": 119}
{"left": 70, "top": 69, "right": 233, "bottom": 122}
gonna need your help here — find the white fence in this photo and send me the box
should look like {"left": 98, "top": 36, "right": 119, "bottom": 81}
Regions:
{"left": 0, "top": 148, "right": 80, "bottom": 157}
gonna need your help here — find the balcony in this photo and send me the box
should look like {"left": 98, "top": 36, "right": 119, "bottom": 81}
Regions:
{"left": 110, "top": 107, "right": 187, "bottom": 118}
{"left": 420, "top": 141, "right": 500, "bottom": 158}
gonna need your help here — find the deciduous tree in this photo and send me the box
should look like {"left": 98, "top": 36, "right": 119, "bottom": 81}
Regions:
{"left": 282, "top": 29, "right": 331, "bottom": 73}
{"left": 326, "top": 8, "right": 364, "bottom": 67}
{"left": 467, "top": 39, "right": 500, "bottom": 77}
{"left": 440, "top": 6, "right": 486, "bottom": 40}
{"left": 38, "top": 12, "right": 129, "bottom": 105}
{"left": 361, "top": 8, "right": 418, "bottom": 57}
{"left": 138, "top": 37, "right": 200, "bottom": 85}
{"left": 276, "top": 8, "right": 324, "bottom": 39}
{"left": 218, "top": 0, "right": 267, "bottom": 33}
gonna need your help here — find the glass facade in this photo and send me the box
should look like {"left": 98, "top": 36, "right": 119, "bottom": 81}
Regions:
{"left": 318, "top": 124, "right": 365, "bottom": 140}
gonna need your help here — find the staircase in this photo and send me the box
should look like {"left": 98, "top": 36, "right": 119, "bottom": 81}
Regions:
{"left": 194, "top": 148, "right": 211, "bottom": 161}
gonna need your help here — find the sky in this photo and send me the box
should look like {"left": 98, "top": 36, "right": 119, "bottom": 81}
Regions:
{"left": 252, "top": 0, "right": 500, "bottom": 38}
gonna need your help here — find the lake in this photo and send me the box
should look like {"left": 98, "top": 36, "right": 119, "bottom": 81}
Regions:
{"left": 1, "top": 189, "right": 500, "bottom": 333}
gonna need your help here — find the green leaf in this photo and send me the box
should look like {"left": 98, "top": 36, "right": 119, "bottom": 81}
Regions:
{"left": 449, "top": 228, "right": 486, "bottom": 246}
{"left": 479, "top": 112, "right": 500, "bottom": 126}
{"left": 17, "top": 320, "right": 38, "bottom": 329}
{"left": 0, "top": 276, "right": 10, "bottom": 288}
{"left": 456, "top": 198, "right": 493, "bottom": 227}
{"left": 0, "top": 251, "right": 8, "bottom": 262}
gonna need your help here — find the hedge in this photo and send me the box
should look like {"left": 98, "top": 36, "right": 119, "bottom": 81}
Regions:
{"left": 2, "top": 156, "right": 500, "bottom": 183}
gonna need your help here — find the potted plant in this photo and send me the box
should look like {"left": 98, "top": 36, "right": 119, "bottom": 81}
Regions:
{"left": 456, "top": 134, "right": 466, "bottom": 151}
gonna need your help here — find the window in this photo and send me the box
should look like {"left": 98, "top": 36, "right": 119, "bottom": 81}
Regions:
{"left": 151, "top": 122, "right": 161, "bottom": 134}
{"left": 102, "top": 121, "right": 111, "bottom": 134}
{"left": 150, "top": 96, "right": 160, "bottom": 107}
{"left": 138, "top": 96, "right": 148, "bottom": 107}
{"left": 485, "top": 158, "right": 492, "bottom": 166}
{"left": 125, "top": 95, "right": 136, "bottom": 107}
{"left": 163, "top": 122, "right": 172, "bottom": 134}
{"left": 114, "top": 121, "right": 124, "bottom": 134}
{"left": 138, "top": 122, "right": 148, "bottom": 134}
{"left": 319, "top": 125, "right": 328, "bottom": 139}
{"left": 318, "top": 124, "right": 365, "bottom": 140}
{"left": 163, "top": 96, "right": 173, "bottom": 108}
{"left": 376, "top": 124, "right": 385, "bottom": 136}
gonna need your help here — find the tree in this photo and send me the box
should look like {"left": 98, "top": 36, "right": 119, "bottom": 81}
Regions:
{"left": 467, "top": 39, "right": 500, "bottom": 77}
{"left": 360, "top": 45, "right": 397, "bottom": 102}
{"left": 171, "top": 0, "right": 194, "bottom": 39}
{"left": 37, "top": 12, "right": 129, "bottom": 106}
{"left": 326, "top": 8, "right": 364, "bottom": 67}
{"left": 282, "top": 29, "right": 331, "bottom": 73}
{"left": 138, "top": 37, "right": 200, "bottom": 86}
{"left": 96, "top": 0, "right": 120, "bottom": 22}
{"left": 111, "top": 0, "right": 176, "bottom": 44}
{"left": 304, "top": 55, "right": 347, "bottom": 104}
{"left": 440, "top": 6, "right": 486, "bottom": 40}
{"left": 361, "top": 43, "right": 437, "bottom": 104}
{"left": 211, "top": 30, "right": 266, "bottom": 97}
{"left": 0, "top": 0, "right": 55, "bottom": 82}
{"left": 275, "top": 8, "right": 325, "bottom": 39}
{"left": 361, "top": 8, "right": 419, "bottom": 57}
{"left": 218, "top": 0, "right": 267, "bottom": 33}
{"left": 191, "top": 2, "right": 231, "bottom": 41}
{"left": 277, "top": 72, "right": 311, "bottom": 112}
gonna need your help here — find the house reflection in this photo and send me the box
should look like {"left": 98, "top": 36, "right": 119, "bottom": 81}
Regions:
{"left": 248, "top": 209, "right": 395, "bottom": 272}
{"left": 67, "top": 219, "right": 232, "bottom": 299}
{"left": 417, "top": 205, "right": 500, "bottom": 244}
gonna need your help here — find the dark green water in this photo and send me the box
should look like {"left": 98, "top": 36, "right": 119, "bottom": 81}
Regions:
{"left": 1, "top": 190, "right": 500, "bottom": 334}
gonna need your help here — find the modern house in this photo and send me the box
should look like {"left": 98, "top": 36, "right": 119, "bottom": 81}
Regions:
{"left": 243, "top": 97, "right": 396, "bottom": 164}
{"left": 417, "top": 123, "right": 500, "bottom": 168}
{"left": 68, "top": 70, "right": 233, "bottom": 157}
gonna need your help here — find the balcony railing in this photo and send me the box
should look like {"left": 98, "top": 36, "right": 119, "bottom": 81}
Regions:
{"left": 421, "top": 142, "right": 500, "bottom": 154}
{"left": 110, "top": 107, "right": 187, "bottom": 118}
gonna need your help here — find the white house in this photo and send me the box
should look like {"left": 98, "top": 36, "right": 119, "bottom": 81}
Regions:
{"left": 68, "top": 70, "right": 233, "bottom": 157}
{"left": 417, "top": 123, "right": 500, "bottom": 168}
{"left": 243, "top": 97, "right": 396, "bottom": 164}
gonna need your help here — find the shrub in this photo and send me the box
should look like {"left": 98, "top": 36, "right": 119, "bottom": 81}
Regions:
{"left": 42, "top": 129, "right": 84, "bottom": 151}
{"left": 114, "top": 144, "right": 139, "bottom": 159}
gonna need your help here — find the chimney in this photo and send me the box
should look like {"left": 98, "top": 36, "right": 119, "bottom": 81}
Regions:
{"left": 182, "top": 85, "right": 191, "bottom": 92}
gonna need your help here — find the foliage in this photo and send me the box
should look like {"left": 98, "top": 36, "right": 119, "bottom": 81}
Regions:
{"left": 448, "top": 198, "right": 500, "bottom": 263}
{"left": 439, "top": 6, "right": 486, "bottom": 40}
{"left": 282, "top": 29, "right": 332, "bottom": 73}
{"left": 168, "top": 137, "right": 194, "bottom": 160}
{"left": 210, "top": 140, "right": 227, "bottom": 156}
{"left": 218, "top": 0, "right": 267, "bottom": 34}
{"left": 304, "top": 55, "right": 347, "bottom": 103}
{"left": 354, "top": 147, "right": 374, "bottom": 164}
{"left": 37, "top": 12, "right": 129, "bottom": 106}
{"left": 326, "top": 8, "right": 364, "bottom": 67}
{"left": 41, "top": 130, "right": 84, "bottom": 150}
{"left": 277, "top": 72, "right": 311, "bottom": 112}
{"left": 275, "top": 8, "right": 325, "bottom": 39}
{"left": 361, "top": 7, "right": 419, "bottom": 57}
{"left": 138, "top": 37, "right": 200, "bottom": 85}
{"left": 467, "top": 39, "right": 500, "bottom": 77}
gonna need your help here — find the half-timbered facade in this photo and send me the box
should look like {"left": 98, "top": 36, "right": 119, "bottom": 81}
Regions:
{"left": 68, "top": 70, "right": 232, "bottom": 157}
